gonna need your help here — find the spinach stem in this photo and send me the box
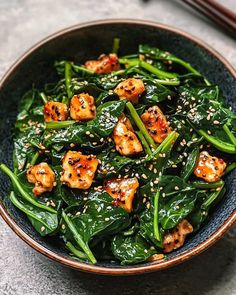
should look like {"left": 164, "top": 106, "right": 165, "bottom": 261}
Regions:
{"left": 119, "top": 58, "right": 140, "bottom": 68}
{"left": 223, "top": 124, "right": 236, "bottom": 145}
{"left": 31, "top": 152, "right": 39, "bottom": 165}
{"left": 223, "top": 162, "right": 236, "bottom": 176}
{"left": 191, "top": 180, "right": 224, "bottom": 189}
{"left": 147, "top": 131, "right": 178, "bottom": 161}
{"left": 153, "top": 190, "right": 160, "bottom": 241}
{"left": 126, "top": 102, "right": 157, "bottom": 149}
{"left": 0, "top": 163, "right": 57, "bottom": 214}
{"left": 198, "top": 129, "right": 236, "bottom": 154}
{"left": 112, "top": 37, "right": 120, "bottom": 54}
{"left": 46, "top": 120, "right": 75, "bottom": 130}
{"left": 39, "top": 92, "right": 48, "bottom": 104}
{"left": 66, "top": 242, "right": 87, "bottom": 259}
{"left": 62, "top": 211, "right": 97, "bottom": 264}
{"left": 64, "top": 62, "right": 73, "bottom": 104}
{"left": 203, "top": 186, "right": 224, "bottom": 208}
{"left": 136, "top": 131, "right": 152, "bottom": 156}
{"left": 9, "top": 192, "right": 54, "bottom": 231}
{"left": 72, "top": 64, "right": 94, "bottom": 75}
{"left": 139, "top": 61, "right": 178, "bottom": 79}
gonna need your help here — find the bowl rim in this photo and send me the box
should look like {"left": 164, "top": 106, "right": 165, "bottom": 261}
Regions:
{"left": 0, "top": 18, "right": 235, "bottom": 276}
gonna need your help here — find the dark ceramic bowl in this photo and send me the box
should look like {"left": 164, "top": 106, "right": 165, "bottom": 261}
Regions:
{"left": 0, "top": 19, "right": 235, "bottom": 275}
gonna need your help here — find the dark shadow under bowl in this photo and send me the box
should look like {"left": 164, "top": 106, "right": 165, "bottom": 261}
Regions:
{"left": 0, "top": 19, "right": 235, "bottom": 275}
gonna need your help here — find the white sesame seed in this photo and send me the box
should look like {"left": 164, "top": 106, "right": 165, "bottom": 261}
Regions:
{"left": 175, "top": 186, "right": 179, "bottom": 190}
{"left": 105, "top": 217, "right": 110, "bottom": 221}
{"left": 41, "top": 226, "right": 45, "bottom": 232}
{"left": 141, "top": 173, "right": 148, "bottom": 179}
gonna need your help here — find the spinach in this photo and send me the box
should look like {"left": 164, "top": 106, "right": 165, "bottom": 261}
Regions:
{"left": 44, "top": 100, "right": 125, "bottom": 147}
{"left": 111, "top": 234, "right": 156, "bottom": 265}
{"left": 2, "top": 41, "right": 235, "bottom": 266}
{"left": 10, "top": 191, "right": 58, "bottom": 236}
{"left": 61, "top": 191, "right": 130, "bottom": 262}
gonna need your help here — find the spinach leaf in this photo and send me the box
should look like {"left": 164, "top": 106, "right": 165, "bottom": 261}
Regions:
{"left": 111, "top": 234, "right": 156, "bottom": 265}
{"left": 44, "top": 100, "right": 125, "bottom": 147}
{"left": 61, "top": 190, "right": 130, "bottom": 245}
{"left": 9, "top": 191, "right": 58, "bottom": 236}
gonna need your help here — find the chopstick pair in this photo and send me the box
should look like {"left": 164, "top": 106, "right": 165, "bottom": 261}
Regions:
{"left": 182, "top": 0, "right": 236, "bottom": 38}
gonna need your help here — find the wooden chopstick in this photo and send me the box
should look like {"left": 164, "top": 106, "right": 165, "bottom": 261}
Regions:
{"left": 182, "top": 0, "right": 236, "bottom": 38}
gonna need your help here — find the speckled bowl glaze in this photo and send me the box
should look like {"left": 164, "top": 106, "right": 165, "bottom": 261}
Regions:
{"left": 0, "top": 19, "right": 235, "bottom": 275}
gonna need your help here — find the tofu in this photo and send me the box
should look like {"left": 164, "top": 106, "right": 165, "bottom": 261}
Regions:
{"left": 27, "top": 162, "right": 56, "bottom": 196}
{"left": 60, "top": 151, "right": 98, "bottom": 189}
{"left": 163, "top": 219, "right": 193, "bottom": 253}
{"left": 84, "top": 53, "right": 120, "bottom": 74}
{"left": 112, "top": 114, "right": 143, "bottom": 156}
{"left": 141, "top": 105, "right": 171, "bottom": 143}
{"left": 70, "top": 93, "right": 96, "bottom": 121}
{"left": 44, "top": 102, "right": 68, "bottom": 122}
{"left": 114, "top": 78, "right": 145, "bottom": 104}
{"left": 104, "top": 177, "right": 139, "bottom": 213}
{"left": 194, "top": 151, "right": 226, "bottom": 183}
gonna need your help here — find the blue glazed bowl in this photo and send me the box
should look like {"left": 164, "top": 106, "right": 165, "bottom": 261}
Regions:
{"left": 0, "top": 19, "right": 235, "bottom": 275}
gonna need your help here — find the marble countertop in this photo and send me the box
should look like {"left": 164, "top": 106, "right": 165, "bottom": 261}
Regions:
{"left": 0, "top": 0, "right": 235, "bottom": 294}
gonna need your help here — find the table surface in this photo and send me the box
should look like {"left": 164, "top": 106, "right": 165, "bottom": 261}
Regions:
{"left": 0, "top": 0, "right": 235, "bottom": 294}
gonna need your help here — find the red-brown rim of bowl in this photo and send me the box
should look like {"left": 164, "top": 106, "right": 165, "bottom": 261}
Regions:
{"left": 0, "top": 19, "right": 235, "bottom": 276}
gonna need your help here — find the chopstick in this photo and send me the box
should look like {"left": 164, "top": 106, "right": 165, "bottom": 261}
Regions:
{"left": 181, "top": 0, "right": 236, "bottom": 38}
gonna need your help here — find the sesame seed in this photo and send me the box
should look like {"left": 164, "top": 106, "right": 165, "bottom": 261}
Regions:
{"left": 146, "top": 202, "right": 150, "bottom": 209}
{"left": 175, "top": 186, "right": 179, "bottom": 190}
{"left": 105, "top": 217, "right": 110, "bottom": 221}
{"left": 213, "top": 120, "right": 220, "bottom": 125}
{"left": 141, "top": 173, "right": 147, "bottom": 179}
{"left": 144, "top": 249, "right": 148, "bottom": 253}
{"left": 150, "top": 181, "right": 154, "bottom": 187}
{"left": 143, "top": 197, "right": 147, "bottom": 203}
{"left": 207, "top": 130, "right": 212, "bottom": 135}
{"left": 162, "top": 193, "right": 166, "bottom": 197}
{"left": 41, "top": 226, "right": 45, "bottom": 232}
{"left": 85, "top": 131, "right": 90, "bottom": 135}
{"left": 153, "top": 168, "right": 158, "bottom": 174}
{"left": 61, "top": 224, "right": 66, "bottom": 230}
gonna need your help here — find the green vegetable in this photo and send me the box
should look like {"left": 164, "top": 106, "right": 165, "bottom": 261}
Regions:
{"left": 0, "top": 164, "right": 57, "bottom": 213}
{"left": 111, "top": 234, "right": 156, "bottom": 265}
{"left": 181, "top": 147, "right": 199, "bottom": 181}
{"left": 3, "top": 41, "right": 235, "bottom": 266}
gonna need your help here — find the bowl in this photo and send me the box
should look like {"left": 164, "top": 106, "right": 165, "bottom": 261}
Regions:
{"left": 0, "top": 19, "right": 235, "bottom": 275}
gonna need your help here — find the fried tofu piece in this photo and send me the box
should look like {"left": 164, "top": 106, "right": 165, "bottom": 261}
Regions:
{"left": 148, "top": 254, "right": 165, "bottom": 262}
{"left": 27, "top": 162, "right": 56, "bottom": 196}
{"left": 60, "top": 151, "right": 98, "bottom": 190}
{"left": 163, "top": 219, "right": 193, "bottom": 253}
{"left": 84, "top": 53, "right": 120, "bottom": 74}
{"left": 194, "top": 151, "right": 226, "bottom": 183}
{"left": 104, "top": 177, "right": 139, "bottom": 213}
{"left": 114, "top": 78, "right": 145, "bottom": 104}
{"left": 44, "top": 102, "right": 68, "bottom": 122}
{"left": 141, "top": 106, "right": 171, "bottom": 143}
{"left": 112, "top": 114, "right": 143, "bottom": 156}
{"left": 70, "top": 93, "right": 96, "bottom": 121}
